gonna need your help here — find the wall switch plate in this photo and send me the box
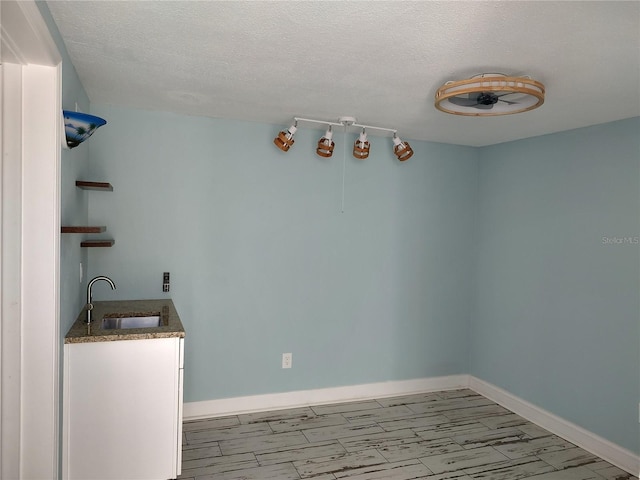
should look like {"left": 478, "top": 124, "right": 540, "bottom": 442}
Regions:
{"left": 163, "top": 272, "right": 170, "bottom": 292}
{"left": 282, "top": 352, "right": 292, "bottom": 369}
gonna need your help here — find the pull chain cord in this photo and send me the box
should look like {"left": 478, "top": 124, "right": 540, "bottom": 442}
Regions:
{"left": 341, "top": 124, "right": 346, "bottom": 213}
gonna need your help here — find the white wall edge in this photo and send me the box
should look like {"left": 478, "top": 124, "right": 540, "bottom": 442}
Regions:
{"left": 184, "top": 375, "right": 470, "bottom": 420}
{"left": 469, "top": 376, "right": 640, "bottom": 477}
{"left": 21, "top": 62, "right": 62, "bottom": 480}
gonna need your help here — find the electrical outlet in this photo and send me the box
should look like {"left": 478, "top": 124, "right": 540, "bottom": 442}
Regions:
{"left": 282, "top": 352, "right": 292, "bottom": 369}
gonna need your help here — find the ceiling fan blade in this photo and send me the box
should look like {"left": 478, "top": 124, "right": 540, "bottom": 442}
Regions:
{"left": 495, "top": 92, "right": 520, "bottom": 104}
{"left": 448, "top": 96, "right": 480, "bottom": 107}
{"left": 474, "top": 103, "right": 494, "bottom": 110}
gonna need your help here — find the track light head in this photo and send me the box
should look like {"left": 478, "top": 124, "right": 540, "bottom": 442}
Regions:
{"left": 316, "top": 126, "right": 335, "bottom": 158}
{"left": 353, "top": 129, "right": 370, "bottom": 159}
{"left": 274, "top": 123, "right": 297, "bottom": 152}
{"left": 392, "top": 134, "right": 413, "bottom": 161}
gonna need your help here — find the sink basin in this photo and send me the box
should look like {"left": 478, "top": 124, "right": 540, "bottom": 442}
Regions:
{"left": 101, "top": 315, "right": 161, "bottom": 330}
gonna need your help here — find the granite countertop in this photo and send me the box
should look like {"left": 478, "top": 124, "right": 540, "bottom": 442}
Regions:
{"left": 65, "top": 299, "right": 185, "bottom": 344}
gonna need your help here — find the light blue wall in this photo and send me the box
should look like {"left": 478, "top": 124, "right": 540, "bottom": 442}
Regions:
{"left": 86, "top": 105, "right": 478, "bottom": 401}
{"left": 36, "top": 2, "right": 92, "bottom": 476}
{"left": 37, "top": 0, "right": 639, "bottom": 460}
{"left": 472, "top": 118, "right": 640, "bottom": 454}
{"left": 36, "top": 1, "right": 91, "bottom": 334}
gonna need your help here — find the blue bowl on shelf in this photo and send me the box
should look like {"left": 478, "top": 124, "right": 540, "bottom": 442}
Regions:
{"left": 63, "top": 110, "right": 107, "bottom": 149}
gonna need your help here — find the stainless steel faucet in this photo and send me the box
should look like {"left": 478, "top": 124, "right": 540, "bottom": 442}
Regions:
{"left": 86, "top": 276, "right": 116, "bottom": 323}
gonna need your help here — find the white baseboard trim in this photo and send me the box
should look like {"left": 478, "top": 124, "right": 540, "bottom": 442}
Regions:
{"left": 469, "top": 376, "right": 640, "bottom": 477}
{"left": 184, "top": 374, "right": 469, "bottom": 421}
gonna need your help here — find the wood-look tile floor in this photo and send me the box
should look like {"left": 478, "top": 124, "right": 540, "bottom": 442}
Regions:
{"left": 178, "top": 389, "right": 634, "bottom": 480}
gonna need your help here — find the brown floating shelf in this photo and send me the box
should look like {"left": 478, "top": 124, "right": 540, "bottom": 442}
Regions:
{"left": 61, "top": 226, "right": 106, "bottom": 234}
{"left": 81, "top": 239, "right": 115, "bottom": 248}
{"left": 75, "top": 181, "right": 113, "bottom": 191}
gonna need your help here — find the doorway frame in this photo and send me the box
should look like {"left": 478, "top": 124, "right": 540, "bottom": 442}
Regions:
{"left": 1, "top": 1, "right": 62, "bottom": 478}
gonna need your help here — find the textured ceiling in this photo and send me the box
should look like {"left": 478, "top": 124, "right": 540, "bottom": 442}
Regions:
{"left": 47, "top": 1, "right": 639, "bottom": 146}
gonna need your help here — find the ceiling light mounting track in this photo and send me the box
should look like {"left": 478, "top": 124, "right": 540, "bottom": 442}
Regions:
{"left": 274, "top": 116, "right": 413, "bottom": 162}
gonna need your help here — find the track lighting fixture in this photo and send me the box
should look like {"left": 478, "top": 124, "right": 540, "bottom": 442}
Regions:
{"left": 353, "top": 129, "right": 370, "bottom": 159}
{"left": 274, "top": 121, "right": 297, "bottom": 152}
{"left": 392, "top": 134, "right": 413, "bottom": 162}
{"left": 273, "top": 117, "right": 412, "bottom": 162}
{"left": 316, "top": 126, "right": 335, "bottom": 158}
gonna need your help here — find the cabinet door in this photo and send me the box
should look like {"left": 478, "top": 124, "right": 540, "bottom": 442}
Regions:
{"left": 64, "top": 338, "right": 180, "bottom": 480}
{"left": 177, "top": 360, "right": 184, "bottom": 475}
{"left": 176, "top": 337, "right": 185, "bottom": 476}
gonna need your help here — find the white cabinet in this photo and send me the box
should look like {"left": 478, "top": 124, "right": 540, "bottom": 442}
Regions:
{"left": 63, "top": 337, "right": 184, "bottom": 480}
